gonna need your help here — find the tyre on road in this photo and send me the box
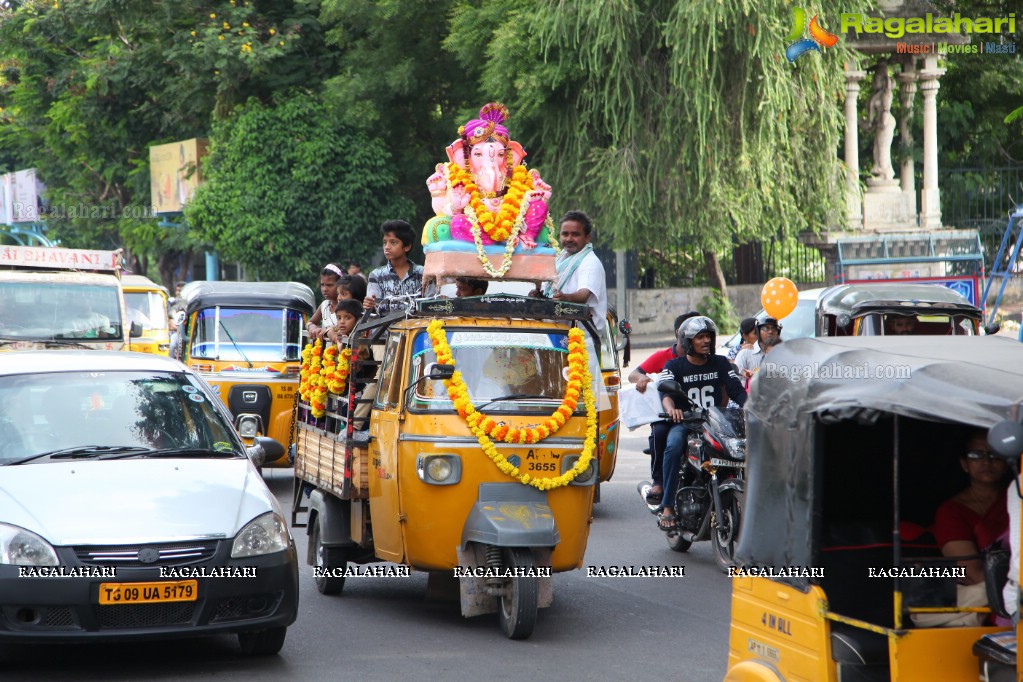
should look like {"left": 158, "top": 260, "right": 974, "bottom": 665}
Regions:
{"left": 497, "top": 547, "right": 539, "bottom": 640}
{"left": 312, "top": 517, "right": 347, "bottom": 595}
{"left": 238, "top": 626, "right": 288, "bottom": 655}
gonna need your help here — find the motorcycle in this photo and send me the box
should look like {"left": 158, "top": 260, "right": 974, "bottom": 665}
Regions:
{"left": 642, "top": 379, "right": 746, "bottom": 572}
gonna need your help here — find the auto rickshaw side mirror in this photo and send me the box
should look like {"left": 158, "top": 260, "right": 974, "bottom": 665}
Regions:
{"left": 618, "top": 318, "right": 632, "bottom": 336}
{"left": 129, "top": 321, "right": 144, "bottom": 338}
{"left": 984, "top": 322, "right": 1001, "bottom": 336}
{"left": 247, "top": 436, "right": 285, "bottom": 467}
{"left": 989, "top": 420, "right": 1023, "bottom": 459}
{"left": 424, "top": 362, "right": 455, "bottom": 381}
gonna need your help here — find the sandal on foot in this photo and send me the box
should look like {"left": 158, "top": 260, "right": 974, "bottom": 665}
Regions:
{"left": 657, "top": 512, "right": 678, "bottom": 531}
{"left": 645, "top": 488, "right": 663, "bottom": 505}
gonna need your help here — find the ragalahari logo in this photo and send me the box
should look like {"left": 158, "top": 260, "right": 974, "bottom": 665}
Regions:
{"left": 786, "top": 8, "right": 839, "bottom": 62}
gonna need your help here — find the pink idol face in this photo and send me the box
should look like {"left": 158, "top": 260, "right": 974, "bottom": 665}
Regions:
{"left": 469, "top": 142, "right": 508, "bottom": 194}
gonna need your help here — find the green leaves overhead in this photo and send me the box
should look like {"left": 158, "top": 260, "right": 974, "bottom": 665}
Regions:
{"left": 185, "top": 90, "right": 413, "bottom": 282}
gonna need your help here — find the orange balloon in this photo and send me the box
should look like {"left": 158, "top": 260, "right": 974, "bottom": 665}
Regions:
{"left": 761, "top": 277, "right": 798, "bottom": 320}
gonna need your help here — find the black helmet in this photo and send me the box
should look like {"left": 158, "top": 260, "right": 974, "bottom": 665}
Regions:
{"left": 757, "top": 317, "right": 783, "bottom": 334}
{"left": 677, "top": 316, "right": 719, "bottom": 358}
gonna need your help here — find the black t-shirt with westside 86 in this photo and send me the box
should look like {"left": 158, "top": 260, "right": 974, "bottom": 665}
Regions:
{"left": 662, "top": 354, "right": 747, "bottom": 410}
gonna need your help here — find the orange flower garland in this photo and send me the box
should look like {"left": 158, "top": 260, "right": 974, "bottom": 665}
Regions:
{"left": 298, "top": 339, "right": 326, "bottom": 418}
{"left": 323, "top": 346, "right": 352, "bottom": 395}
{"left": 447, "top": 162, "right": 533, "bottom": 243}
{"left": 426, "top": 320, "right": 598, "bottom": 490}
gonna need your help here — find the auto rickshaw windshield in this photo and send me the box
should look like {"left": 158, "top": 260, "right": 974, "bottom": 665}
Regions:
{"left": 189, "top": 307, "right": 304, "bottom": 362}
{"left": 409, "top": 328, "right": 580, "bottom": 413}
{"left": 125, "top": 291, "right": 169, "bottom": 332}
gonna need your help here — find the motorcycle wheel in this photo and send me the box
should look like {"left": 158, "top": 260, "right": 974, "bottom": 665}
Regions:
{"left": 498, "top": 547, "right": 539, "bottom": 640}
{"left": 711, "top": 490, "right": 743, "bottom": 573}
{"left": 666, "top": 528, "right": 692, "bottom": 553}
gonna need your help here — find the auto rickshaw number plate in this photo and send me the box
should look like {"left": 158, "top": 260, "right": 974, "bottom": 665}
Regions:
{"left": 520, "top": 451, "right": 561, "bottom": 473}
{"left": 98, "top": 580, "right": 198, "bottom": 605}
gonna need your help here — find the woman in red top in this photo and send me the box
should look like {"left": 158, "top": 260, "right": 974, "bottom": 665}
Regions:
{"left": 933, "top": 430, "right": 1010, "bottom": 586}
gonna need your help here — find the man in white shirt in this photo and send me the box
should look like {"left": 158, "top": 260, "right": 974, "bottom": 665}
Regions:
{"left": 532, "top": 210, "right": 607, "bottom": 334}
{"left": 734, "top": 317, "right": 782, "bottom": 383}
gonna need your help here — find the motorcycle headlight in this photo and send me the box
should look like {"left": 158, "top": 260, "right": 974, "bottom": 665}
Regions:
{"left": 0, "top": 523, "right": 58, "bottom": 566}
{"left": 724, "top": 438, "right": 746, "bottom": 461}
{"left": 231, "top": 513, "right": 290, "bottom": 558}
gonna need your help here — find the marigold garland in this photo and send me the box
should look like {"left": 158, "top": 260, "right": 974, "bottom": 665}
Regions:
{"left": 426, "top": 320, "right": 598, "bottom": 490}
{"left": 447, "top": 162, "right": 533, "bottom": 243}
{"left": 299, "top": 339, "right": 327, "bottom": 418}
{"left": 323, "top": 346, "right": 352, "bottom": 395}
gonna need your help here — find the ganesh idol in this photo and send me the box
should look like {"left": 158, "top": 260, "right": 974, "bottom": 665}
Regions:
{"left": 422, "top": 104, "right": 556, "bottom": 274}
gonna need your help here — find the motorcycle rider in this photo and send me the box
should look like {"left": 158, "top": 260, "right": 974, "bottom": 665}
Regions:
{"left": 657, "top": 316, "right": 747, "bottom": 531}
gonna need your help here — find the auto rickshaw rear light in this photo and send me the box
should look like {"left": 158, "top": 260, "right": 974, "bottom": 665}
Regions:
{"left": 604, "top": 375, "right": 620, "bottom": 388}
{"left": 416, "top": 454, "right": 461, "bottom": 485}
{"left": 561, "top": 455, "right": 597, "bottom": 486}
{"left": 285, "top": 366, "right": 301, "bottom": 376}
{"left": 192, "top": 364, "right": 213, "bottom": 373}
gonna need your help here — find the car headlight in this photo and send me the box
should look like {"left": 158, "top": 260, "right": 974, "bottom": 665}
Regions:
{"left": 0, "top": 523, "right": 58, "bottom": 566}
{"left": 416, "top": 454, "right": 461, "bottom": 485}
{"left": 561, "top": 454, "right": 597, "bottom": 486}
{"left": 231, "top": 513, "right": 289, "bottom": 558}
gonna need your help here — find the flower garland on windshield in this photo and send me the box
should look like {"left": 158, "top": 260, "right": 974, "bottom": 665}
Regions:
{"left": 426, "top": 320, "right": 597, "bottom": 490}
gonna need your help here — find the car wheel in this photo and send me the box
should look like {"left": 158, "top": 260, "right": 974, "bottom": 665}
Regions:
{"left": 312, "top": 518, "right": 346, "bottom": 595}
{"left": 237, "top": 626, "right": 287, "bottom": 656}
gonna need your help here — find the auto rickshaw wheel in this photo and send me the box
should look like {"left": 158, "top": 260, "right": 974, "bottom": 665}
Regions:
{"left": 711, "top": 490, "right": 742, "bottom": 573}
{"left": 312, "top": 519, "right": 346, "bottom": 595}
{"left": 497, "top": 547, "right": 538, "bottom": 640}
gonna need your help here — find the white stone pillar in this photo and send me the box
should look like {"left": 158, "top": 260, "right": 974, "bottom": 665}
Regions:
{"left": 918, "top": 55, "right": 946, "bottom": 229}
{"left": 897, "top": 58, "right": 918, "bottom": 222}
{"left": 844, "top": 69, "right": 867, "bottom": 230}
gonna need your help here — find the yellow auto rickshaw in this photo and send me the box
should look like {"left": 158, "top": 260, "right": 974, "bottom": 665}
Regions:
{"left": 596, "top": 305, "right": 630, "bottom": 484}
{"left": 725, "top": 335, "right": 1023, "bottom": 682}
{"left": 292, "top": 294, "right": 600, "bottom": 639}
{"left": 178, "top": 281, "right": 315, "bottom": 466}
{"left": 122, "top": 274, "right": 171, "bottom": 355}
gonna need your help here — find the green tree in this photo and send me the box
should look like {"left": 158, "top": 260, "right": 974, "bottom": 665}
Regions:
{"left": 319, "top": 0, "right": 480, "bottom": 223}
{"left": 0, "top": 0, "right": 336, "bottom": 285}
{"left": 446, "top": 0, "right": 870, "bottom": 294}
{"left": 185, "top": 89, "right": 413, "bottom": 282}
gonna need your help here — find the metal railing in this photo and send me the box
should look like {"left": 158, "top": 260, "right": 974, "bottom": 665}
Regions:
{"left": 596, "top": 235, "right": 827, "bottom": 289}
{"left": 941, "top": 165, "right": 1023, "bottom": 265}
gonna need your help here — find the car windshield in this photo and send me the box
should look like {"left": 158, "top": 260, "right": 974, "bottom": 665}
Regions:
{"left": 125, "top": 291, "right": 169, "bottom": 331}
{"left": 0, "top": 371, "right": 242, "bottom": 463}
{"left": 189, "top": 307, "right": 304, "bottom": 361}
{"left": 408, "top": 328, "right": 583, "bottom": 414}
{"left": 0, "top": 281, "right": 124, "bottom": 342}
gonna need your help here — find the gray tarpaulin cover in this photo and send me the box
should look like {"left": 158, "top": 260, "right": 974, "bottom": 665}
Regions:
{"left": 737, "top": 335, "right": 1023, "bottom": 576}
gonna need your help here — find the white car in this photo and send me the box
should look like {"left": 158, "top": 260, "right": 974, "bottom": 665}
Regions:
{"left": 0, "top": 351, "right": 298, "bottom": 654}
{"left": 718, "top": 288, "right": 825, "bottom": 356}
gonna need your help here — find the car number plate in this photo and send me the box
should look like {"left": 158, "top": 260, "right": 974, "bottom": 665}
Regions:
{"left": 98, "top": 580, "right": 198, "bottom": 605}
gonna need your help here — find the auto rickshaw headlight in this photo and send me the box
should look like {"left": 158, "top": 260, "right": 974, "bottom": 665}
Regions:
{"left": 561, "top": 455, "right": 597, "bottom": 486}
{"left": 236, "top": 414, "right": 260, "bottom": 438}
{"left": 231, "top": 512, "right": 290, "bottom": 558}
{"left": 416, "top": 454, "right": 461, "bottom": 485}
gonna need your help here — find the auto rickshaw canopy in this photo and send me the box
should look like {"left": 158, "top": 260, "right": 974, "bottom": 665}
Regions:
{"left": 182, "top": 281, "right": 315, "bottom": 318}
{"left": 738, "top": 336, "right": 1023, "bottom": 583}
